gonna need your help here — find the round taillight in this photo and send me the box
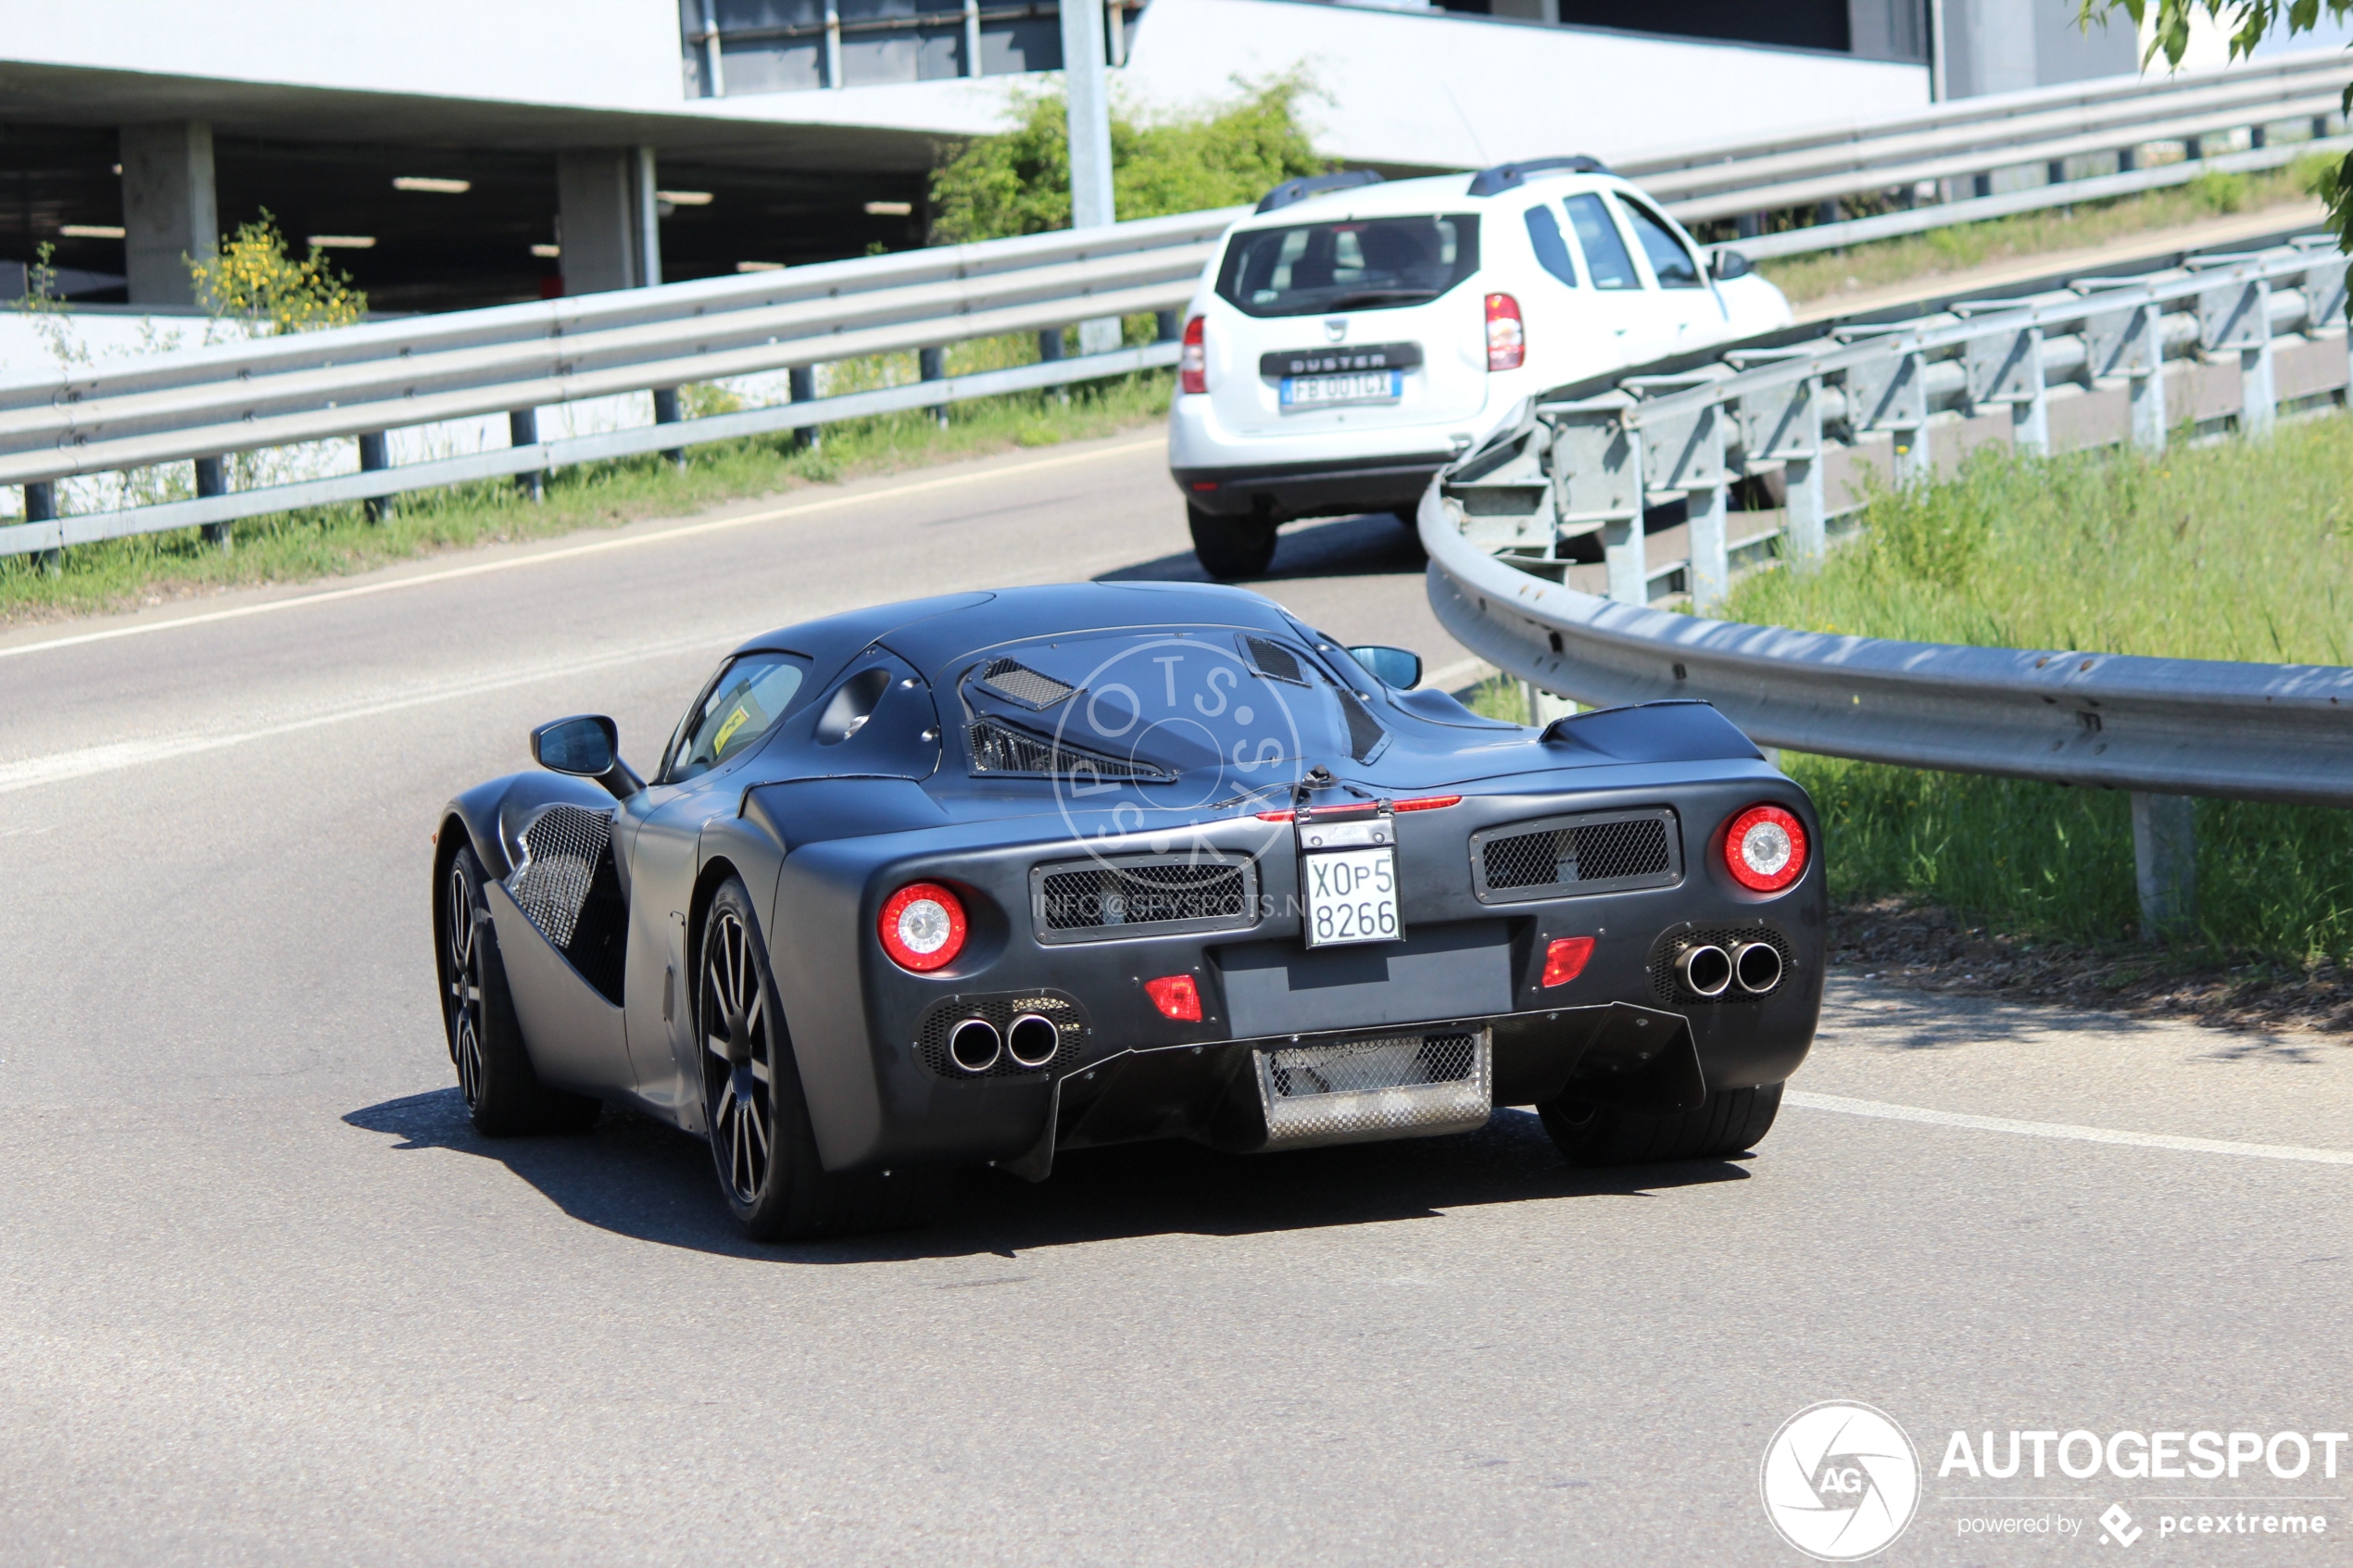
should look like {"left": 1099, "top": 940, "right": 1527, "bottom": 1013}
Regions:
{"left": 878, "top": 882, "right": 966, "bottom": 972}
{"left": 1722, "top": 804, "right": 1807, "bottom": 893}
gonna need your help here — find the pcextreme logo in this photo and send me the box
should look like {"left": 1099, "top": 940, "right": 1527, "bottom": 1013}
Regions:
{"left": 1760, "top": 1402, "right": 1923, "bottom": 1561}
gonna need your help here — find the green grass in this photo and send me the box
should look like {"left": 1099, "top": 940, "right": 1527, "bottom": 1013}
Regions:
{"left": 1722, "top": 417, "right": 2353, "bottom": 963}
{"left": 0, "top": 364, "right": 1172, "bottom": 625}
{"left": 1758, "top": 156, "right": 2334, "bottom": 307}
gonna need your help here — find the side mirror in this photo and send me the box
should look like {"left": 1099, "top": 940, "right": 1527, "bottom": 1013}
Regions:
{"left": 530, "top": 714, "right": 643, "bottom": 799}
{"left": 1348, "top": 645, "right": 1423, "bottom": 689}
{"left": 1709, "top": 248, "right": 1753, "bottom": 282}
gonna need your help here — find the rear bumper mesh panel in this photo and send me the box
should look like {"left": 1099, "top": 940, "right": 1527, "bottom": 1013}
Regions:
{"left": 1470, "top": 808, "right": 1680, "bottom": 902}
{"left": 1030, "top": 854, "right": 1259, "bottom": 944}
{"left": 1253, "top": 1028, "right": 1491, "bottom": 1149}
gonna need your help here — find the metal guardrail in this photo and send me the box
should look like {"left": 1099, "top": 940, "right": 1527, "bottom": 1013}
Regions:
{"left": 0, "top": 207, "right": 1242, "bottom": 558}
{"left": 1423, "top": 229, "right": 2353, "bottom": 936}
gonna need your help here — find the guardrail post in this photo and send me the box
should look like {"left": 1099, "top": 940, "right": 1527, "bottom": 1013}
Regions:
{"left": 789, "top": 367, "right": 819, "bottom": 452}
{"left": 1038, "top": 328, "right": 1065, "bottom": 364}
{"left": 2302, "top": 255, "right": 2352, "bottom": 400}
{"left": 652, "top": 387, "right": 686, "bottom": 470}
{"left": 1839, "top": 332, "right": 1929, "bottom": 486}
{"left": 1729, "top": 356, "right": 1828, "bottom": 565}
{"left": 358, "top": 433, "right": 393, "bottom": 524}
{"left": 2083, "top": 286, "right": 2168, "bottom": 452}
{"left": 2131, "top": 792, "right": 2197, "bottom": 943}
{"left": 195, "top": 457, "right": 229, "bottom": 552}
{"left": 1154, "top": 309, "right": 1180, "bottom": 343}
{"left": 1628, "top": 368, "right": 1732, "bottom": 613}
{"left": 1543, "top": 398, "right": 1645, "bottom": 604}
{"left": 1962, "top": 316, "right": 2048, "bottom": 455}
{"left": 2195, "top": 263, "right": 2275, "bottom": 436}
{"left": 26, "top": 481, "right": 59, "bottom": 576}
{"left": 919, "top": 346, "right": 948, "bottom": 428}
{"left": 510, "top": 409, "right": 543, "bottom": 501}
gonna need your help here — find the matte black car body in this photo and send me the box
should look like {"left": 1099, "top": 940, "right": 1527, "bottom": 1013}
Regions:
{"left": 433, "top": 582, "right": 1823, "bottom": 1185}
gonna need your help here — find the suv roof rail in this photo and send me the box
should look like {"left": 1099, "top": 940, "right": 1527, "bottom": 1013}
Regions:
{"left": 1466, "top": 156, "right": 1612, "bottom": 197}
{"left": 1255, "top": 169, "right": 1385, "bottom": 214}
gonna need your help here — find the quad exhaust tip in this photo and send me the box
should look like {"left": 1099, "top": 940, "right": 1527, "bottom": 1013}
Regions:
{"left": 1005, "top": 1012, "right": 1060, "bottom": 1070}
{"left": 1678, "top": 943, "right": 1733, "bottom": 997}
{"left": 1733, "top": 941, "right": 1783, "bottom": 995}
{"left": 948, "top": 1018, "right": 1002, "bottom": 1073}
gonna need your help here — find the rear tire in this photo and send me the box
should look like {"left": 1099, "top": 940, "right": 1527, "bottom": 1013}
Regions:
{"left": 441, "top": 845, "right": 602, "bottom": 1136}
{"left": 1539, "top": 1082, "right": 1782, "bottom": 1167}
{"left": 1188, "top": 505, "right": 1277, "bottom": 579}
{"left": 698, "top": 878, "right": 942, "bottom": 1241}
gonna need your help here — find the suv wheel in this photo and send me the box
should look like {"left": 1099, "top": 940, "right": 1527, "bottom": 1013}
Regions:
{"left": 1188, "top": 505, "right": 1277, "bottom": 579}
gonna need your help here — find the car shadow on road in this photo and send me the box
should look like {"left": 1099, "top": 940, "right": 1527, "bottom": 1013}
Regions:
{"left": 345, "top": 1088, "right": 1751, "bottom": 1263}
{"left": 1098, "top": 511, "right": 1426, "bottom": 585}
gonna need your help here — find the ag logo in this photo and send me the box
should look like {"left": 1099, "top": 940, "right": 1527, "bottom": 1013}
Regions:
{"left": 1760, "top": 1402, "right": 1921, "bottom": 1561}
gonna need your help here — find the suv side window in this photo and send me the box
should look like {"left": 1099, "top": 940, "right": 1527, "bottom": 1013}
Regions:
{"left": 663, "top": 652, "right": 809, "bottom": 782}
{"left": 1524, "top": 205, "right": 1579, "bottom": 286}
{"left": 1564, "top": 194, "right": 1640, "bottom": 291}
{"left": 1617, "top": 195, "right": 1704, "bottom": 288}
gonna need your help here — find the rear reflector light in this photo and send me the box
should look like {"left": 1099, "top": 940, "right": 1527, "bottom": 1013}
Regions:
{"left": 1722, "top": 804, "right": 1807, "bottom": 893}
{"left": 1254, "top": 795, "right": 1461, "bottom": 822}
{"left": 1145, "top": 973, "right": 1202, "bottom": 1021}
{"left": 878, "top": 881, "right": 967, "bottom": 971}
{"left": 1179, "top": 314, "right": 1207, "bottom": 394}
{"left": 1541, "top": 935, "right": 1594, "bottom": 987}
{"left": 1485, "top": 293, "right": 1524, "bottom": 371}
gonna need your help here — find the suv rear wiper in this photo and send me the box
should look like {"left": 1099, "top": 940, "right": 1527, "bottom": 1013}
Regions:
{"left": 1322, "top": 289, "right": 1436, "bottom": 310}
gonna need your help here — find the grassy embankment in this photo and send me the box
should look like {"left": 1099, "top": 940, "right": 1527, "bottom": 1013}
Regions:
{"left": 1756, "top": 157, "right": 2334, "bottom": 307}
{"left": 0, "top": 331, "right": 1173, "bottom": 626}
{"left": 1729, "top": 420, "right": 2353, "bottom": 967}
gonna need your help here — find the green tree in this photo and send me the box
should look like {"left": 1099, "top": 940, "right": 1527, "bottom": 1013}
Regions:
{"left": 929, "top": 76, "right": 1332, "bottom": 244}
{"left": 186, "top": 210, "right": 368, "bottom": 334}
{"left": 2077, "top": 1, "right": 2353, "bottom": 289}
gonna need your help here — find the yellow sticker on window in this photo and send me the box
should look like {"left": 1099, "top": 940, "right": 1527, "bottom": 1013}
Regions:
{"left": 711, "top": 705, "right": 752, "bottom": 756}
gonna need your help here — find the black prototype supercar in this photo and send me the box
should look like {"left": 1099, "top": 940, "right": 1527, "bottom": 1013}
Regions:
{"left": 433, "top": 582, "right": 1824, "bottom": 1238}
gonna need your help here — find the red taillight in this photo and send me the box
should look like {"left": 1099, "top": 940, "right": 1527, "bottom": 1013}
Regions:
{"left": 1145, "top": 973, "right": 1202, "bottom": 1021}
{"left": 1179, "top": 314, "right": 1207, "bottom": 395}
{"left": 1722, "top": 804, "right": 1808, "bottom": 893}
{"left": 1541, "top": 936, "right": 1594, "bottom": 988}
{"left": 877, "top": 881, "right": 967, "bottom": 971}
{"left": 1485, "top": 293, "right": 1524, "bottom": 371}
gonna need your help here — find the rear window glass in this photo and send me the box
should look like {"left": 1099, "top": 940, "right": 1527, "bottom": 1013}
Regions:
{"left": 1565, "top": 194, "right": 1640, "bottom": 291}
{"left": 1524, "top": 205, "right": 1579, "bottom": 287}
{"left": 1619, "top": 196, "right": 1703, "bottom": 288}
{"left": 1215, "top": 215, "right": 1480, "bottom": 318}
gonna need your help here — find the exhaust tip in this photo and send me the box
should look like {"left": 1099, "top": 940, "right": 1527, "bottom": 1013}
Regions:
{"left": 1733, "top": 941, "right": 1783, "bottom": 995}
{"left": 1005, "top": 1012, "right": 1060, "bottom": 1069}
{"left": 1679, "top": 943, "right": 1733, "bottom": 997}
{"left": 948, "top": 1018, "right": 1002, "bottom": 1073}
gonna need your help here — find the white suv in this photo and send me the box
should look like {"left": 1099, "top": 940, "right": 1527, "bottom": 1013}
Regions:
{"left": 1167, "top": 159, "right": 1793, "bottom": 577}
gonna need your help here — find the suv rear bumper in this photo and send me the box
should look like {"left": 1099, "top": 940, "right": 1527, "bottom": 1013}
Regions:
{"left": 1172, "top": 452, "right": 1454, "bottom": 522}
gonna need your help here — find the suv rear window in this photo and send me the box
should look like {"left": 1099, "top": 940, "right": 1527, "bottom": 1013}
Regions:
{"left": 1215, "top": 215, "right": 1480, "bottom": 318}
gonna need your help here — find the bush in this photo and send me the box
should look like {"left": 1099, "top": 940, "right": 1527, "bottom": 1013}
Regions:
{"left": 929, "top": 76, "right": 1330, "bottom": 243}
{"left": 187, "top": 211, "right": 367, "bottom": 335}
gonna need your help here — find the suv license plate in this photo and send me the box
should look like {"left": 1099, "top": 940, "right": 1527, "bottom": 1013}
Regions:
{"left": 1302, "top": 847, "right": 1401, "bottom": 947}
{"left": 1281, "top": 370, "right": 1402, "bottom": 409}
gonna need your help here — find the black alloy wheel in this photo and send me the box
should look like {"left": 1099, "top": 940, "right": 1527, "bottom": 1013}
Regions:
{"left": 439, "top": 844, "right": 601, "bottom": 1135}
{"left": 445, "top": 856, "right": 489, "bottom": 1110}
{"left": 696, "top": 876, "right": 947, "bottom": 1240}
{"left": 1538, "top": 1082, "right": 1784, "bottom": 1167}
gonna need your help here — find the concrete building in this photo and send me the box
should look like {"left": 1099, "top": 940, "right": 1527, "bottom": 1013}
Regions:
{"left": 0, "top": 0, "right": 2138, "bottom": 314}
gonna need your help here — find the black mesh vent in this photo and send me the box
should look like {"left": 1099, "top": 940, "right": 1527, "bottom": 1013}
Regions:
{"left": 1333, "top": 684, "right": 1387, "bottom": 763}
{"left": 978, "top": 658, "right": 1075, "bottom": 709}
{"left": 968, "top": 718, "right": 1171, "bottom": 782}
{"left": 1244, "top": 636, "right": 1306, "bottom": 684}
{"left": 1648, "top": 925, "right": 1794, "bottom": 1006}
{"left": 1264, "top": 1031, "right": 1479, "bottom": 1098}
{"left": 1036, "top": 859, "right": 1253, "bottom": 935}
{"left": 1472, "top": 809, "right": 1680, "bottom": 902}
{"left": 510, "top": 805, "right": 628, "bottom": 1005}
{"left": 913, "top": 991, "right": 1089, "bottom": 1079}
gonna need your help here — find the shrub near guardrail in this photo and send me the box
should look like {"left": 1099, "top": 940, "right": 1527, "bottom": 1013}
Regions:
{"left": 1725, "top": 419, "right": 2353, "bottom": 962}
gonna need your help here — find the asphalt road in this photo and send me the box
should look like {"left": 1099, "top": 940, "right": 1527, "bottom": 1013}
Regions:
{"left": 4, "top": 432, "right": 2349, "bottom": 1567}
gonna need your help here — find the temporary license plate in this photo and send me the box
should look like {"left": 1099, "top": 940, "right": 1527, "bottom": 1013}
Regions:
{"left": 1302, "top": 847, "right": 1402, "bottom": 947}
{"left": 1280, "top": 370, "right": 1403, "bottom": 409}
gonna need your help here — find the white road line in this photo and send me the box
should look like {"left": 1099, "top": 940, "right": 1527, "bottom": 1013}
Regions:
{"left": 0, "top": 633, "right": 724, "bottom": 796}
{"left": 0, "top": 435, "right": 1167, "bottom": 664}
{"left": 1787, "top": 1089, "right": 2353, "bottom": 1167}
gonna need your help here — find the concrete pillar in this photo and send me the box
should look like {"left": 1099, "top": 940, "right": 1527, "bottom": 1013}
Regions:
{"left": 557, "top": 148, "right": 661, "bottom": 296}
{"left": 120, "top": 121, "right": 218, "bottom": 307}
{"left": 1061, "top": 0, "right": 1119, "bottom": 355}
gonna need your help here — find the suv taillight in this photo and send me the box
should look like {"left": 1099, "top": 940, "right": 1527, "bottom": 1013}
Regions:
{"left": 1485, "top": 293, "right": 1524, "bottom": 371}
{"left": 1179, "top": 315, "right": 1207, "bottom": 394}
